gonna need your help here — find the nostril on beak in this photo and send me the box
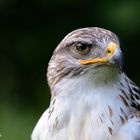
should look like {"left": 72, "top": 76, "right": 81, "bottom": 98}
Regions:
{"left": 106, "top": 42, "right": 119, "bottom": 58}
{"left": 107, "top": 48, "right": 112, "bottom": 55}
{"left": 106, "top": 46, "right": 115, "bottom": 57}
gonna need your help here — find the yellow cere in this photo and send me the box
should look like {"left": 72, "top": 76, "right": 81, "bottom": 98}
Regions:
{"left": 106, "top": 42, "right": 118, "bottom": 57}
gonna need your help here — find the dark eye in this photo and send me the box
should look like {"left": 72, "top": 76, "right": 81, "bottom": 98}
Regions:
{"left": 75, "top": 43, "right": 92, "bottom": 55}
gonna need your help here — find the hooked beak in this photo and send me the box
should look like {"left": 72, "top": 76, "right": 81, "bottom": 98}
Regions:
{"left": 80, "top": 42, "right": 122, "bottom": 67}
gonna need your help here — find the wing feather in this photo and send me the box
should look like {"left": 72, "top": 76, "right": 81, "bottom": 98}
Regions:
{"left": 121, "top": 73, "right": 140, "bottom": 110}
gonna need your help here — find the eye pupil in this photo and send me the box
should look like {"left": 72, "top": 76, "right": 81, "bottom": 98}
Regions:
{"left": 79, "top": 45, "right": 87, "bottom": 50}
{"left": 76, "top": 43, "right": 91, "bottom": 55}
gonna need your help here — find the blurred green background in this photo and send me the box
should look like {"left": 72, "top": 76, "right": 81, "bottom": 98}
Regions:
{"left": 0, "top": 0, "right": 140, "bottom": 139}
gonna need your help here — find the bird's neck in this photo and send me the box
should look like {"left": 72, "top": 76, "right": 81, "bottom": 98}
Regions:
{"left": 47, "top": 70, "right": 130, "bottom": 140}
{"left": 51, "top": 66, "right": 121, "bottom": 97}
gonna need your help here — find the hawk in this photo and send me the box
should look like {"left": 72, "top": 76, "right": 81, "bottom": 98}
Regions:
{"left": 31, "top": 27, "right": 140, "bottom": 140}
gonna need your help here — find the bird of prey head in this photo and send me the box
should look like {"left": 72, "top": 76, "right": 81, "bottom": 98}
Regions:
{"left": 47, "top": 27, "right": 123, "bottom": 93}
